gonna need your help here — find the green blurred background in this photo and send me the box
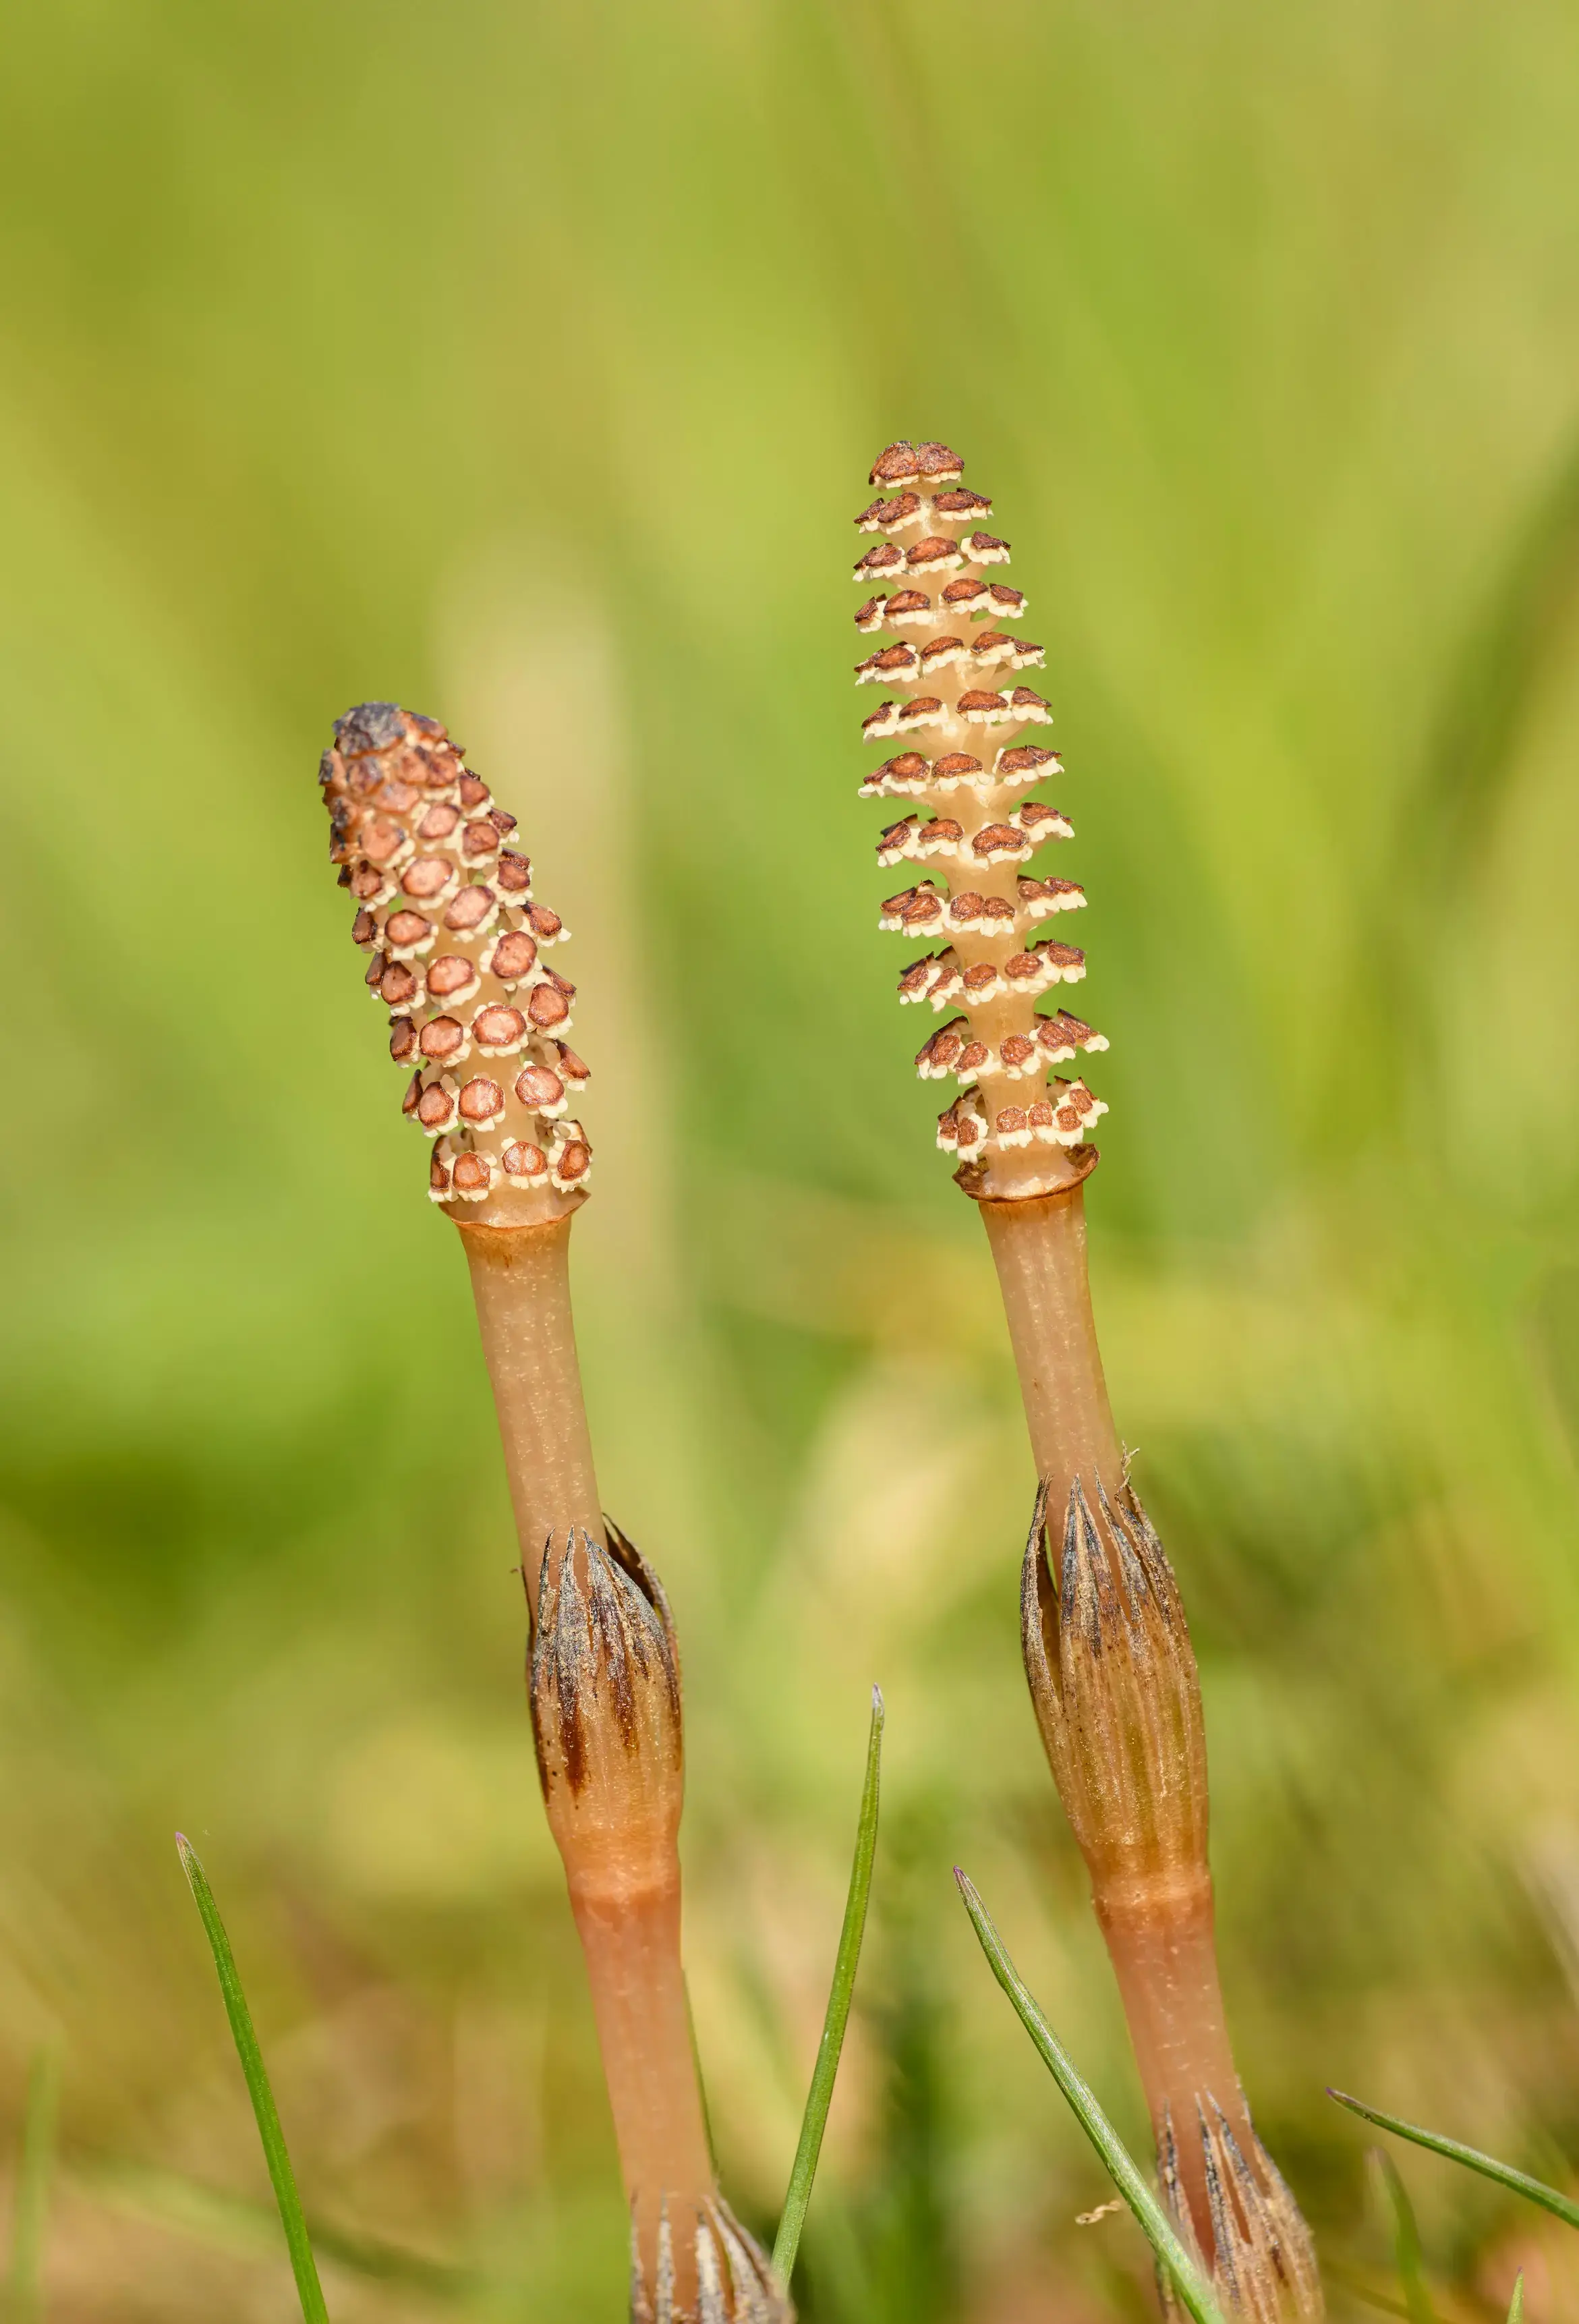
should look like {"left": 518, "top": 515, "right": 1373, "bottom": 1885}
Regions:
{"left": 5, "top": 0, "right": 1579, "bottom": 2315}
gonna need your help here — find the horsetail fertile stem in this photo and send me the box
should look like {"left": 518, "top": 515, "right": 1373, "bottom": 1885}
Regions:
{"left": 847, "top": 450, "right": 1319, "bottom": 2318}
{"left": 318, "top": 709, "right": 788, "bottom": 2321}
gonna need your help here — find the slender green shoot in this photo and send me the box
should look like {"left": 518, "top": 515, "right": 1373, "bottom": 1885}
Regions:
{"left": 772, "top": 1686, "right": 884, "bottom": 2287}
{"left": 1505, "top": 2270, "right": 1524, "bottom": 2324}
{"left": 176, "top": 1836, "right": 330, "bottom": 2323}
{"left": 1370, "top": 2148, "right": 1437, "bottom": 2324}
{"left": 1331, "top": 2089, "right": 1579, "bottom": 2232}
{"left": 954, "top": 1871, "right": 1226, "bottom": 2324}
{"left": 5, "top": 2045, "right": 61, "bottom": 2324}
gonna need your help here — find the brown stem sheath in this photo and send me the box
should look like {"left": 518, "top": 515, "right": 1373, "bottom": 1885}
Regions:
{"left": 455, "top": 1216, "right": 605, "bottom": 1616}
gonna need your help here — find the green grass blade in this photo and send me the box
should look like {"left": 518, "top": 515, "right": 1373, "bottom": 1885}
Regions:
{"left": 1331, "top": 2089, "right": 1579, "bottom": 2232}
{"left": 5, "top": 2045, "right": 61, "bottom": 2324}
{"left": 80, "top": 2157, "right": 480, "bottom": 2299}
{"left": 772, "top": 1685, "right": 884, "bottom": 2287}
{"left": 176, "top": 1836, "right": 330, "bottom": 2323}
{"left": 1505, "top": 2269, "right": 1524, "bottom": 2323}
{"left": 954, "top": 1871, "right": 1227, "bottom": 2324}
{"left": 1370, "top": 2148, "right": 1437, "bottom": 2324}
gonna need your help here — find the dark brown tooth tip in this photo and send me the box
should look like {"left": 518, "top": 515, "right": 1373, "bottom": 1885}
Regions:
{"left": 495, "top": 850, "right": 532, "bottom": 895}
{"left": 351, "top": 908, "right": 378, "bottom": 947}
{"left": 526, "top": 903, "right": 563, "bottom": 942}
{"left": 854, "top": 542, "right": 905, "bottom": 579}
{"left": 457, "top": 773, "right": 490, "bottom": 809}
{"left": 554, "top": 1042, "right": 592, "bottom": 1083}
{"left": 855, "top": 595, "right": 888, "bottom": 631}
{"left": 416, "top": 802, "right": 461, "bottom": 842}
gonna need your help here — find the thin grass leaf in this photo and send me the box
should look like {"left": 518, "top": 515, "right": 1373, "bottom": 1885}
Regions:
{"left": 772, "top": 1685, "right": 884, "bottom": 2286}
{"left": 1331, "top": 2089, "right": 1579, "bottom": 2232}
{"left": 1505, "top": 2270, "right": 1524, "bottom": 2324}
{"left": 79, "top": 2159, "right": 480, "bottom": 2300}
{"left": 954, "top": 1871, "right": 1226, "bottom": 2324}
{"left": 176, "top": 1836, "right": 330, "bottom": 2324}
{"left": 1370, "top": 2148, "right": 1437, "bottom": 2324}
{"left": 5, "top": 2045, "right": 61, "bottom": 2324}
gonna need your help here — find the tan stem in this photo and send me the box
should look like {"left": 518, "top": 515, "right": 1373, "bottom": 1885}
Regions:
{"left": 455, "top": 1216, "right": 604, "bottom": 1614}
{"left": 979, "top": 1185, "right": 1124, "bottom": 1506}
{"left": 569, "top": 1867, "right": 715, "bottom": 2298}
{"left": 1095, "top": 1870, "right": 1251, "bottom": 2255}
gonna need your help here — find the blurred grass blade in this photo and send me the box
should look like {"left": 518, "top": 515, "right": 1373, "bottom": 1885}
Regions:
{"left": 177, "top": 1836, "right": 330, "bottom": 2323}
{"left": 80, "top": 2157, "right": 480, "bottom": 2300}
{"left": 5, "top": 2045, "right": 61, "bottom": 2324}
{"left": 1332, "top": 2089, "right": 1579, "bottom": 2231}
{"left": 954, "top": 1871, "right": 1226, "bottom": 2324}
{"left": 1505, "top": 2270, "right": 1524, "bottom": 2323}
{"left": 772, "top": 1685, "right": 884, "bottom": 2286}
{"left": 1370, "top": 2147, "right": 1437, "bottom": 2324}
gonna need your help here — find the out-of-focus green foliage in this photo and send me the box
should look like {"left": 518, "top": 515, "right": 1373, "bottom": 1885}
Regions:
{"left": 3, "top": 1, "right": 1579, "bottom": 2316}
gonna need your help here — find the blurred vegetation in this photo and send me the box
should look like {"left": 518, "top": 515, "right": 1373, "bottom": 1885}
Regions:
{"left": 3, "top": 0, "right": 1579, "bottom": 2316}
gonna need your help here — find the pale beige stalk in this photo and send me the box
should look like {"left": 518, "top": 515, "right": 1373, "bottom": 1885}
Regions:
{"left": 978, "top": 1187, "right": 1123, "bottom": 1510}
{"left": 457, "top": 1216, "right": 605, "bottom": 1615}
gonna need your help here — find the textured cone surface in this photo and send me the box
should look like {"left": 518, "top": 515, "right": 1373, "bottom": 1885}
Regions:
{"left": 320, "top": 702, "right": 591, "bottom": 1215}
{"left": 852, "top": 444, "right": 1108, "bottom": 1197}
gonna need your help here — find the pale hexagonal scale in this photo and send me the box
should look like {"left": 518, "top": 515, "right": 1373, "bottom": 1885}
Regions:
{"left": 515, "top": 1060, "right": 569, "bottom": 1118}
{"left": 456, "top": 1076, "right": 507, "bottom": 1131}
{"left": 472, "top": 1004, "right": 530, "bottom": 1058}
{"left": 426, "top": 953, "right": 482, "bottom": 1007}
{"left": 485, "top": 929, "right": 539, "bottom": 986}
